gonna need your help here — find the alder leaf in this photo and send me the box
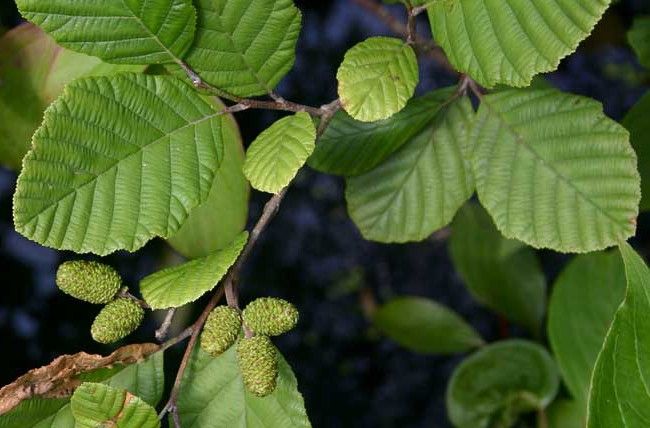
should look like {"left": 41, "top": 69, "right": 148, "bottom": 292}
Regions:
{"left": 337, "top": 37, "right": 419, "bottom": 122}
{"left": 427, "top": 0, "right": 611, "bottom": 87}
{"left": 70, "top": 383, "right": 159, "bottom": 428}
{"left": 15, "top": 0, "right": 196, "bottom": 64}
{"left": 629, "top": 17, "right": 650, "bottom": 69}
{"left": 547, "top": 399, "right": 585, "bottom": 428}
{"left": 141, "top": 232, "right": 248, "bottom": 309}
{"left": 243, "top": 112, "right": 316, "bottom": 194}
{"left": 472, "top": 89, "right": 640, "bottom": 253}
{"left": 587, "top": 243, "right": 650, "bottom": 427}
{"left": 177, "top": 0, "right": 301, "bottom": 97}
{"left": 13, "top": 74, "right": 226, "bottom": 255}
{"left": 308, "top": 88, "right": 455, "bottom": 176}
{"left": 176, "top": 347, "right": 311, "bottom": 428}
{"left": 168, "top": 100, "right": 249, "bottom": 258}
{"left": 449, "top": 203, "right": 546, "bottom": 335}
{"left": 547, "top": 251, "right": 625, "bottom": 405}
{"left": 0, "top": 24, "right": 142, "bottom": 171}
{"left": 623, "top": 92, "right": 650, "bottom": 212}
{"left": 346, "top": 95, "right": 474, "bottom": 243}
{"left": 373, "top": 296, "right": 484, "bottom": 354}
{"left": 447, "top": 340, "right": 559, "bottom": 428}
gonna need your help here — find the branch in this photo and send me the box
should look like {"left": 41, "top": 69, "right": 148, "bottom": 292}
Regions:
{"left": 155, "top": 308, "right": 177, "bottom": 342}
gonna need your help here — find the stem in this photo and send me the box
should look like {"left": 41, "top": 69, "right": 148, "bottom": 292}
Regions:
{"left": 155, "top": 308, "right": 177, "bottom": 342}
{"left": 406, "top": 4, "right": 417, "bottom": 44}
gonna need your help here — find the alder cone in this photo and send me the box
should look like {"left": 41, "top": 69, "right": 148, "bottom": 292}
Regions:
{"left": 237, "top": 335, "right": 278, "bottom": 397}
{"left": 201, "top": 306, "right": 242, "bottom": 356}
{"left": 91, "top": 298, "right": 144, "bottom": 344}
{"left": 56, "top": 260, "right": 122, "bottom": 304}
{"left": 242, "top": 297, "right": 299, "bottom": 336}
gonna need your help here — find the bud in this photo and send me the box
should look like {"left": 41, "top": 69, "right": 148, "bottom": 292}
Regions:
{"left": 56, "top": 260, "right": 121, "bottom": 304}
{"left": 91, "top": 298, "right": 144, "bottom": 344}
{"left": 242, "top": 297, "right": 298, "bottom": 336}
{"left": 200, "top": 306, "right": 242, "bottom": 356}
{"left": 237, "top": 335, "right": 278, "bottom": 397}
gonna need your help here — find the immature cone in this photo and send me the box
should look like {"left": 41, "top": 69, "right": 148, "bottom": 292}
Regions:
{"left": 91, "top": 298, "right": 144, "bottom": 344}
{"left": 242, "top": 297, "right": 298, "bottom": 336}
{"left": 200, "top": 306, "right": 242, "bottom": 356}
{"left": 56, "top": 260, "right": 121, "bottom": 304}
{"left": 237, "top": 335, "right": 278, "bottom": 397}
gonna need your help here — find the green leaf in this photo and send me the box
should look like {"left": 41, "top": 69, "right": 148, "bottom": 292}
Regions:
{"left": 176, "top": 346, "right": 311, "bottom": 428}
{"left": 427, "top": 0, "right": 610, "bottom": 87}
{"left": 547, "top": 399, "right": 585, "bottom": 428}
{"left": 472, "top": 89, "right": 640, "bottom": 253}
{"left": 308, "top": 88, "right": 455, "bottom": 176}
{"left": 13, "top": 74, "right": 226, "bottom": 255}
{"left": 168, "top": 101, "right": 249, "bottom": 258}
{"left": 623, "top": 92, "right": 650, "bottom": 212}
{"left": 373, "top": 296, "right": 483, "bottom": 354}
{"left": 243, "top": 112, "right": 316, "bottom": 194}
{"left": 177, "top": 0, "right": 301, "bottom": 97}
{"left": 0, "top": 352, "right": 164, "bottom": 428}
{"left": 547, "top": 251, "right": 625, "bottom": 404}
{"left": 447, "top": 340, "right": 560, "bottom": 428}
{"left": 337, "top": 37, "right": 419, "bottom": 122}
{"left": 629, "top": 17, "right": 650, "bottom": 69}
{"left": 449, "top": 203, "right": 546, "bottom": 335}
{"left": 71, "top": 383, "right": 159, "bottom": 428}
{"left": 141, "top": 232, "right": 248, "bottom": 309}
{"left": 15, "top": 0, "right": 196, "bottom": 64}
{"left": 346, "top": 96, "right": 474, "bottom": 242}
{"left": 0, "top": 24, "right": 142, "bottom": 171}
{"left": 587, "top": 243, "right": 650, "bottom": 427}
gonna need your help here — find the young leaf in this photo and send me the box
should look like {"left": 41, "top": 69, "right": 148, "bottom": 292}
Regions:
{"left": 337, "top": 37, "right": 418, "bottom": 122}
{"left": 547, "top": 251, "right": 625, "bottom": 404}
{"left": 427, "top": 0, "right": 610, "bottom": 87}
{"left": 449, "top": 203, "right": 546, "bottom": 335}
{"left": 0, "top": 24, "right": 142, "bottom": 171}
{"left": 623, "top": 92, "right": 650, "bottom": 212}
{"left": 308, "top": 88, "right": 455, "bottom": 176}
{"left": 346, "top": 96, "right": 474, "bottom": 242}
{"left": 446, "top": 340, "right": 559, "bottom": 428}
{"left": 71, "top": 383, "right": 159, "bottom": 428}
{"left": 15, "top": 0, "right": 196, "bottom": 64}
{"left": 141, "top": 232, "right": 248, "bottom": 309}
{"left": 243, "top": 112, "right": 316, "bottom": 194}
{"left": 373, "top": 296, "right": 484, "bottom": 355}
{"left": 587, "top": 243, "right": 650, "bottom": 427}
{"left": 629, "top": 17, "right": 650, "bottom": 68}
{"left": 178, "top": 0, "right": 301, "bottom": 97}
{"left": 176, "top": 347, "right": 311, "bottom": 428}
{"left": 168, "top": 102, "right": 249, "bottom": 258}
{"left": 13, "top": 74, "right": 226, "bottom": 255}
{"left": 472, "top": 89, "right": 640, "bottom": 253}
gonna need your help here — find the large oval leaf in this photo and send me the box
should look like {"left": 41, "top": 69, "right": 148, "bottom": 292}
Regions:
{"left": 177, "top": 346, "right": 311, "bottom": 428}
{"left": 427, "top": 0, "right": 610, "bottom": 87}
{"left": 178, "top": 0, "right": 301, "bottom": 97}
{"left": 13, "top": 74, "right": 226, "bottom": 255}
{"left": 243, "top": 112, "right": 316, "bottom": 193}
{"left": 587, "top": 243, "right": 650, "bottom": 427}
{"left": 472, "top": 89, "right": 640, "bottom": 253}
{"left": 0, "top": 24, "right": 142, "bottom": 171}
{"left": 308, "top": 88, "right": 454, "bottom": 176}
{"left": 346, "top": 95, "right": 475, "bottom": 242}
{"left": 337, "top": 37, "right": 418, "bottom": 122}
{"left": 15, "top": 0, "right": 196, "bottom": 64}
{"left": 167, "top": 101, "right": 249, "bottom": 258}
{"left": 71, "top": 383, "right": 159, "bottom": 428}
{"left": 623, "top": 92, "right": 650, "bottom": 212}
{"left": 547, "top": 251, "right": 625, "bottom": 404}
{"left": 373, "top": 296, "right": 483, "bottom": 354}
{"left": 141, "top": 232, "right": 248, "bottom": 309}
{"left": 447, "top": 340, "right": 559, "bottom": 428}
{"left": 450, "top": 203, "right": 546, "bottom": 335}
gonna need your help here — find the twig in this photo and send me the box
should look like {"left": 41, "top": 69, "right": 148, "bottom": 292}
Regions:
{"left": 118, "top": 289, "right": 150, "bottom": 310}
{"left": 406, "top": 4, "right": 417, "bottom": 44}
{"left": 155, "top": 309, "right": 177, "bottom": 342}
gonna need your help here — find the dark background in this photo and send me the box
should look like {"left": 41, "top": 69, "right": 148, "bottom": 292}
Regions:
{"left": 1, "top": 1, "right": 649, "bottom": 427}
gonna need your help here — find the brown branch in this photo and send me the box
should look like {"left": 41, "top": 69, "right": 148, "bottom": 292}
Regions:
{"left": 155, "top": 308, "right": 177, "bottom": 342}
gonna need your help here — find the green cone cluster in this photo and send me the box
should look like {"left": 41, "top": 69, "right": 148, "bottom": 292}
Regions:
{"left": 242, "top": 297, "right": 298, "bottom": 336}
{"left": 237, "top": 335, "right": 278, "bottom": 397}
{"left": 201, "top": 306, "right": 242, "bottom": 356}
{"left": 56, "top": 260, "right": 122, "bottom": 304}
{"left": 91, "top": 298, "right": 144, "bottom": 344}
